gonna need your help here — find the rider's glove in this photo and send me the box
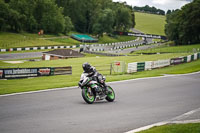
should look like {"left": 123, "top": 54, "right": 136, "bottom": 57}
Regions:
{"left": 78, "top": 82, "right": 82, "bottom": 87}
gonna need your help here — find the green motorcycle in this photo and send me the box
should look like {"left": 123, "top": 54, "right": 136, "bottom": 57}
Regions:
{"left": 79, "top": 73, "right": 115, "bottom": 104}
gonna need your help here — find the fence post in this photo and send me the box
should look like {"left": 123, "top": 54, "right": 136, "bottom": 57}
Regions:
{"left": 110, "top": 63, "right": 112, "bottom": 75}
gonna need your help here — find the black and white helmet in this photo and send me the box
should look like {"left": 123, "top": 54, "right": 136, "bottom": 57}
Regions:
{"left": 82, "top": 62, "right": 92, "bottom": 73}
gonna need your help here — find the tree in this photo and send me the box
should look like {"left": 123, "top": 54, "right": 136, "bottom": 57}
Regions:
{"left": 0, "top": 0, "right": 9, "bottom": 31}
{"left": 64, "top": 16, "right": 74, "bottom": 34}
{"left": 133, "top": 5, "right": 165, "bottom": 15}
{"left": 165, "top": 10, "right": 180, "bottom": 45}
{"left": 166, "top": 10, "right": 172, "bottom": 14}
{"left": 115, "top": 6, "right": 132, "bottom": 31}
{"left": 92, "top": 8, "right": 114, "bottom": 37}
{"left": 165, "top": 0, "right": 200, "bottom": 45}
{"left": 9, "top": 0, "right": 37, "bottom": 32}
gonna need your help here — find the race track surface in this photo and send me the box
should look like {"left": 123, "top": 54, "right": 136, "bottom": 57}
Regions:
{"left": 0, "top": 73, "right": 200, "bottom": 133}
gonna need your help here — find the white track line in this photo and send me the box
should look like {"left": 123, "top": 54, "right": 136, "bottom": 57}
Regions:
{"left": 125, "top": 107, "right": 200, "bottom": 133}
{"left": 0, "top": 71, "right": 200, "bottom": 97}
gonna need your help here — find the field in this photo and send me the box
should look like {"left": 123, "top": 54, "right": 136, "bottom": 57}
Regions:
{"left": 134, "top": 12, "right": 166, "bottom": 35}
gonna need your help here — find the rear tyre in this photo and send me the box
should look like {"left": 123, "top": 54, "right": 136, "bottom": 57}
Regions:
{"left": 82, "top": 87, "right": 95, "bottom": 104}
{"left": 106, "top": 86, "right": 115, "bottom": 102}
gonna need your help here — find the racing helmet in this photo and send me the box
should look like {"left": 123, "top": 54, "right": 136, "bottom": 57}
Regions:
{"left": 82, "top": 62, "right": 91, "bottom": 73}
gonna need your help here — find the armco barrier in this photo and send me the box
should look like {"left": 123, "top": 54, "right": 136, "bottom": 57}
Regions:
{"left": 0, "top": 66, "right": 72, "bottom": 79}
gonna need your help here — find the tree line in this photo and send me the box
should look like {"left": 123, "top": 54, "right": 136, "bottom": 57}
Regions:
{"left": 165, "top": 0, "right": 200, "bottom": 45}
{"left": 0, "top": 0, "right": 135, "bottom": 37}
{"left": 133, "top": 5, "right": 165, "bottom": 15}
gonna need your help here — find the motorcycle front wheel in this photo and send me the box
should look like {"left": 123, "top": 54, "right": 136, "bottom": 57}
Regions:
{"left": 82, "top": 87, "right": 95, "bottom": 104}
{"left": 106, "top": 86, "right": 115, "bottom": 102}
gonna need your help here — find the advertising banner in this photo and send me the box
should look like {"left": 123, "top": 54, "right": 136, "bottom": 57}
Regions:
{"left": 38, "top": 68, "right": 51, "bottom": 76}
{"left": 171, "top": 57, "right": 184, "bottom": 65}
{"left": 152, "top": 59, "right": 170, "bottom": 68}
{"left": 0, "top": 67, "right": 71, "bottom": 79}
{"left": 3, "top": 68, "right": 38, "bottom": 79}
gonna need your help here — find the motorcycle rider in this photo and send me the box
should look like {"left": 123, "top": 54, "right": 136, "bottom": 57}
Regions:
{"left": 81, "top": 62, "right": 112, "bottom": 94}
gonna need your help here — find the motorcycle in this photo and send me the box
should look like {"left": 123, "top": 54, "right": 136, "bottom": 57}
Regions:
{"left": 78, "top": 73, "right": 115, "bottom": 104}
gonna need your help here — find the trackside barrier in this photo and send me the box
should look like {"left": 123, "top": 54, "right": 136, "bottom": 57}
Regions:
{"left": 145, "top": 61, "right": 153, "bottom": 70}
{"left": 152, "top": 59, "right": 170, "bottom": 68}
{"left": 187, "top": 55, "right": 191, "bottom": 62}
{"left": 0, "top": 45, "right": 80, "bottom": 52}
{"left": 194, "top": 53, "right": 198, "bottom": 60}
{"left": 137, "top": 62, "right": 145, "bottom": 71}
{"left": 127, "top": 62, "right": 138, "bottom": 73}
{"left": 198, "top": 53, "right": 200, "bottom": 59}
{"left": 0, "top": 66, "right": 72, "bottom": 79}
{"left": 127, "top": 53, "right": 200, "bottom": 74}
{"left": 170, "top": 57, "right": 184, "bottom": 65}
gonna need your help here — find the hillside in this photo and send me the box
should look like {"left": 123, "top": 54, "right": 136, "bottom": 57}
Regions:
{"left": 134, "top": 12, "right": 166, "bottom": 35}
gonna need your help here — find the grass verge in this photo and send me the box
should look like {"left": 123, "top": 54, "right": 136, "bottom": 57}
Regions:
{"left": 0, "top": 55, "right": 199, "bottom": 95}
{"left": 136, "top": 123, "right": 200, "bottom": 133}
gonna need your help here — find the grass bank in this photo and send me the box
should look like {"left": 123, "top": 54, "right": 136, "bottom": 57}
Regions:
{"left": 0, "top": 32, "right": 137, "bottom": 49}
{"left": 137, "top": 123, "right": 200, "bottom": 133}
{"left": 134, "top": 12, "right": 166, "bottom": 35}
{"left": 134, "top": 44, "right": 200, "bottom": 54}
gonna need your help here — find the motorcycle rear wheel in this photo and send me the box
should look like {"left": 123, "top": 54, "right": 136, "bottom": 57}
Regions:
{"left": 106, "top": 86, "right": 115, "bottom": 102}
{"left": 82, "top": 87, "right": 95, "bottom": 104}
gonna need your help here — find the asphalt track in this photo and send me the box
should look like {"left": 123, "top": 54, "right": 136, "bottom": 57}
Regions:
{"left": 0, "top": 52, "right": 43, "bottom": 60}
{"left": 0, "top": 73, "right": 200, "bottom": 133}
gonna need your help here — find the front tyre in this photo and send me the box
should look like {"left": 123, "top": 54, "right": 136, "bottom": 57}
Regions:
{"left": 82, "top": 87, "right": 95, "bottom": 104}
{"left": 106, "top": 86, "right": 115, "bottom": 102}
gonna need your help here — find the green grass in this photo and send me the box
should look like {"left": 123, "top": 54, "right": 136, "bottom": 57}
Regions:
{"left": 47, "top": 37, "right": 80, "bottom": 46}
{"left": 137, "top": 123, "right": 200, "bottom": 133}
{"left": 98, "top": 35, "right": 136, "bottom": 44}
{"left": 135, "top": 12, "right": 166, "bottom": 35}
{"left": 0, "top": 32, "right": 65, "bottom": 49}
{"left": 0, "top": 32, "right": 137, "bottom": 49}
{"left": 134, "top": 44, "right": 200, "bottom": 54}
{"left": 0, "top": 52, "right": 199, "bottom": 95}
